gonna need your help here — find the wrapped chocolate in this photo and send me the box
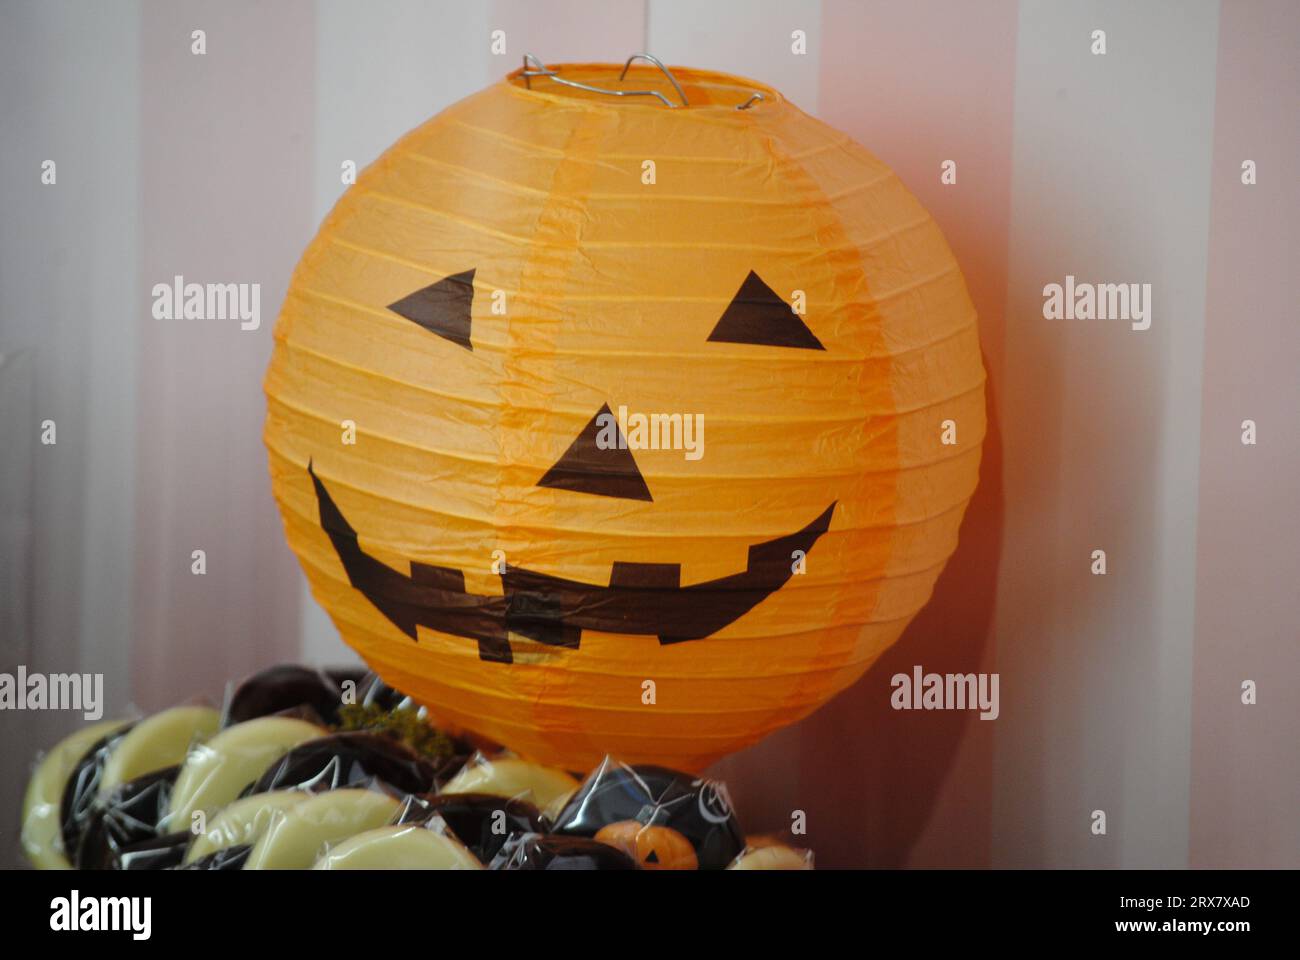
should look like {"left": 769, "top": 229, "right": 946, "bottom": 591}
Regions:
{"left": 20, "top": 663, "right": 810, "bottom": 871}
{"left": 247, "top": 731, "right": 440, "bottom": 797}
{"left": 182, "top": 790, "right": 309, "bottom": 867}
{"left": 440, "top": 753, "right": 579, "bottom": 814}
{"left": 551, "top": 758, "right": 746, "bottom": 870}
{"left": 98, "top": 705, "right": 220, "bottom": 793}
{"left": 225, "top": 664, "right": 356, "bottom": 726}
{"left": 21, "top": 719, "right": 131, "bottom": 869}
{"left": 165, "top": 715, "right": 324, "bottom": 830}
{"left": 728, "top": 844, "right": 815, "bottom": 870}
{"left": 396, "top": 792, "right": 545, "bottom": 863}
{"left": 314, "top": 824, "right": 482, "bottom": 870}
{"left": 490, "top": 833, "right": 637, "bottom": 871}
{"left": 179, "top": 845, "right": 254, "bottom": 871}
{"left": 68, "top": 704, "right": 221, "bottom": 868}
{"left": 242, "top": 788, "right": 401, "bottom": 869}
{"left": 58, "top": 724, "right": 136, "bottom": 864}
{"left": 111, "top": 832, "right": 192, "bottom": 871}
{"left": 74, "top": 765, "right": 179, "bottom": 869}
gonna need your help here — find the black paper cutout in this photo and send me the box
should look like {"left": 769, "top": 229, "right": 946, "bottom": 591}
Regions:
{"left": 388, "top": 268, "right": 476, "bottom": 351}
{"left": 609, "top": 562, "right": 681, "bottom": 590}
{"left": 537, "top": 403, "right": 653, "bottom": 502}
{"left": 707, "top": 270, "right": 825, "bottom": 350}
{"left": 308, "top": 462, "right": 834, "bottom": 664}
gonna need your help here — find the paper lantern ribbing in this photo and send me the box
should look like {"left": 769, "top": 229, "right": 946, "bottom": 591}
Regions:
{"left": 264, "top": 63, "right": 985, "bottom": 772}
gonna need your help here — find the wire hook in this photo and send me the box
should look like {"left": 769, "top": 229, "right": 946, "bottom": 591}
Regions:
{"left": 617, "top": 54, "right": 689, "bottom": 108}
{"left": 520, "top": 54, "right": 764, "bottom": 112}
{"left": 522, "top": 53, "right": 680, "bottom": 108}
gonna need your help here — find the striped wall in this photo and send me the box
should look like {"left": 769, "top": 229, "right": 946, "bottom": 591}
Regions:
{"left": 2, "top": 0, "right": 1295, "bottom": 868}
{"left": 132, "top": 0, "right": 313, "bottom": 708}
{"left": 0, "top": 0, "right": 141, "bottom": 868}
{"left": 992, "top": 0, "right": 1219, "bottom": 870}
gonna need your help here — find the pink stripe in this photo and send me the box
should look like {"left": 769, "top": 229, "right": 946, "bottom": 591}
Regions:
{"left": 1190, "top": 0, "right": 1300, "bottom": 868}
{"left": 711, "top": 0, "right": 1018, "bottom": 867}
{"left": 133, "top": 1, "right": 314, "bottom": 708}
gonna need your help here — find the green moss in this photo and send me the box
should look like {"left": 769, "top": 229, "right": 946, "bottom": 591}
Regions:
{"left": 335, "top": 704, "right": 455, "bottom": 767}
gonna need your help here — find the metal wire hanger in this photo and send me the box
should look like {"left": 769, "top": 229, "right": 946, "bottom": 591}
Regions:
{"left": 521, "top": 53, "right": 765, "bottom": 110}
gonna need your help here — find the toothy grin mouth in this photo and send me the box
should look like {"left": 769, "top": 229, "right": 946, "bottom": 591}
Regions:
{"left": 309, "top": 464, "right": 834, "bottom": 664}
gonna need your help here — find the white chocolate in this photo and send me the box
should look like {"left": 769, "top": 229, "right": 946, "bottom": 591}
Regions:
{"left": 21, "top": 719, "right": 132, "bottom": 870}
{"left": 99, "top": 705, "right": 221, "bottom": 796}
{"left": 441, "top": 756, "right": 579, "bottom": 812}
{"left": 727, "top": 845, "right": 814, "bottom": 870}
{"left": 165, "top": 716, "right": 323, "bottom": 829}
{"left": 183, "top": 790, "right": 308, "bottom": 864}
{"left": 244, "top": 788, "right": 401, "bottom": 869}
{"left": 314, "top": 824, "right": 483, "bottom": 870}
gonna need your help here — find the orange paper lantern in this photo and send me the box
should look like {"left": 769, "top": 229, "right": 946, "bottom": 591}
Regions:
{"left": 264, "top": 62, "right": 985, "bottom": 772}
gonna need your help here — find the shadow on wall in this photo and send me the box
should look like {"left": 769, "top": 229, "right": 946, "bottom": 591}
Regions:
{"left": 712, "top": 370, "right": 1005, "bottom": 868}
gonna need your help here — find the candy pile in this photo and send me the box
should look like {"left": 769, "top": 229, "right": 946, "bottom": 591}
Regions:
{"left": 21, "top": 664, "right": 813, "bottom": 870}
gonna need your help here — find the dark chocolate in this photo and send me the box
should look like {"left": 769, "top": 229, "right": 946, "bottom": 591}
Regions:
{"left": 58, "top": 724, "right": 135, "bottom": 862}
{"left": 247, "top": 731, "right": 439, "bottom": 796}
{"left": 551, "top": 762, "right": 745, "bottom": 870}
{"left": 74, "top": 765, "right": 179, "bottom": 870}
{"left": 490, "top": 833, "right": 637, "bottom": 871}
{"left": 397, "top": 792, "right": 545, "bottom": 863}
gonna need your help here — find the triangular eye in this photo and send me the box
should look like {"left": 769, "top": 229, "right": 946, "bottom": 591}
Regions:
{"left": 707, "top": 270, "right": 824, "bottom": 350}
{"left": 538, "top": 404, "right": 653, "bottom": 502}
{"left": 388, "top": 268, "right": 476, "bottom": 351}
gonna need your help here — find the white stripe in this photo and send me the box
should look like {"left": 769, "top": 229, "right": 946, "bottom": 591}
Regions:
{"left": 993, "top": 0, "right": 1220, "bottom": 867}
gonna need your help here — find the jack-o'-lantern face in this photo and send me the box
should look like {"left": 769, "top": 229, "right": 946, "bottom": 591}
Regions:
{"left": 595, "top": 821, "right": 699, "bottom": 871}
{"left": 265, "top": 64, "right": 986, "bottom": 772}
{"left": 306, "top": 262, "right": 837, "bottom": 664}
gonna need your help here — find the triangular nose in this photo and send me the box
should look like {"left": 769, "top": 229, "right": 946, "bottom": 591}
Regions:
{"left": 537, "top": 404, "right": 653, "bottom": 501}
{"left": 708, "top": 270, "right": 824, "bottom": 350}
